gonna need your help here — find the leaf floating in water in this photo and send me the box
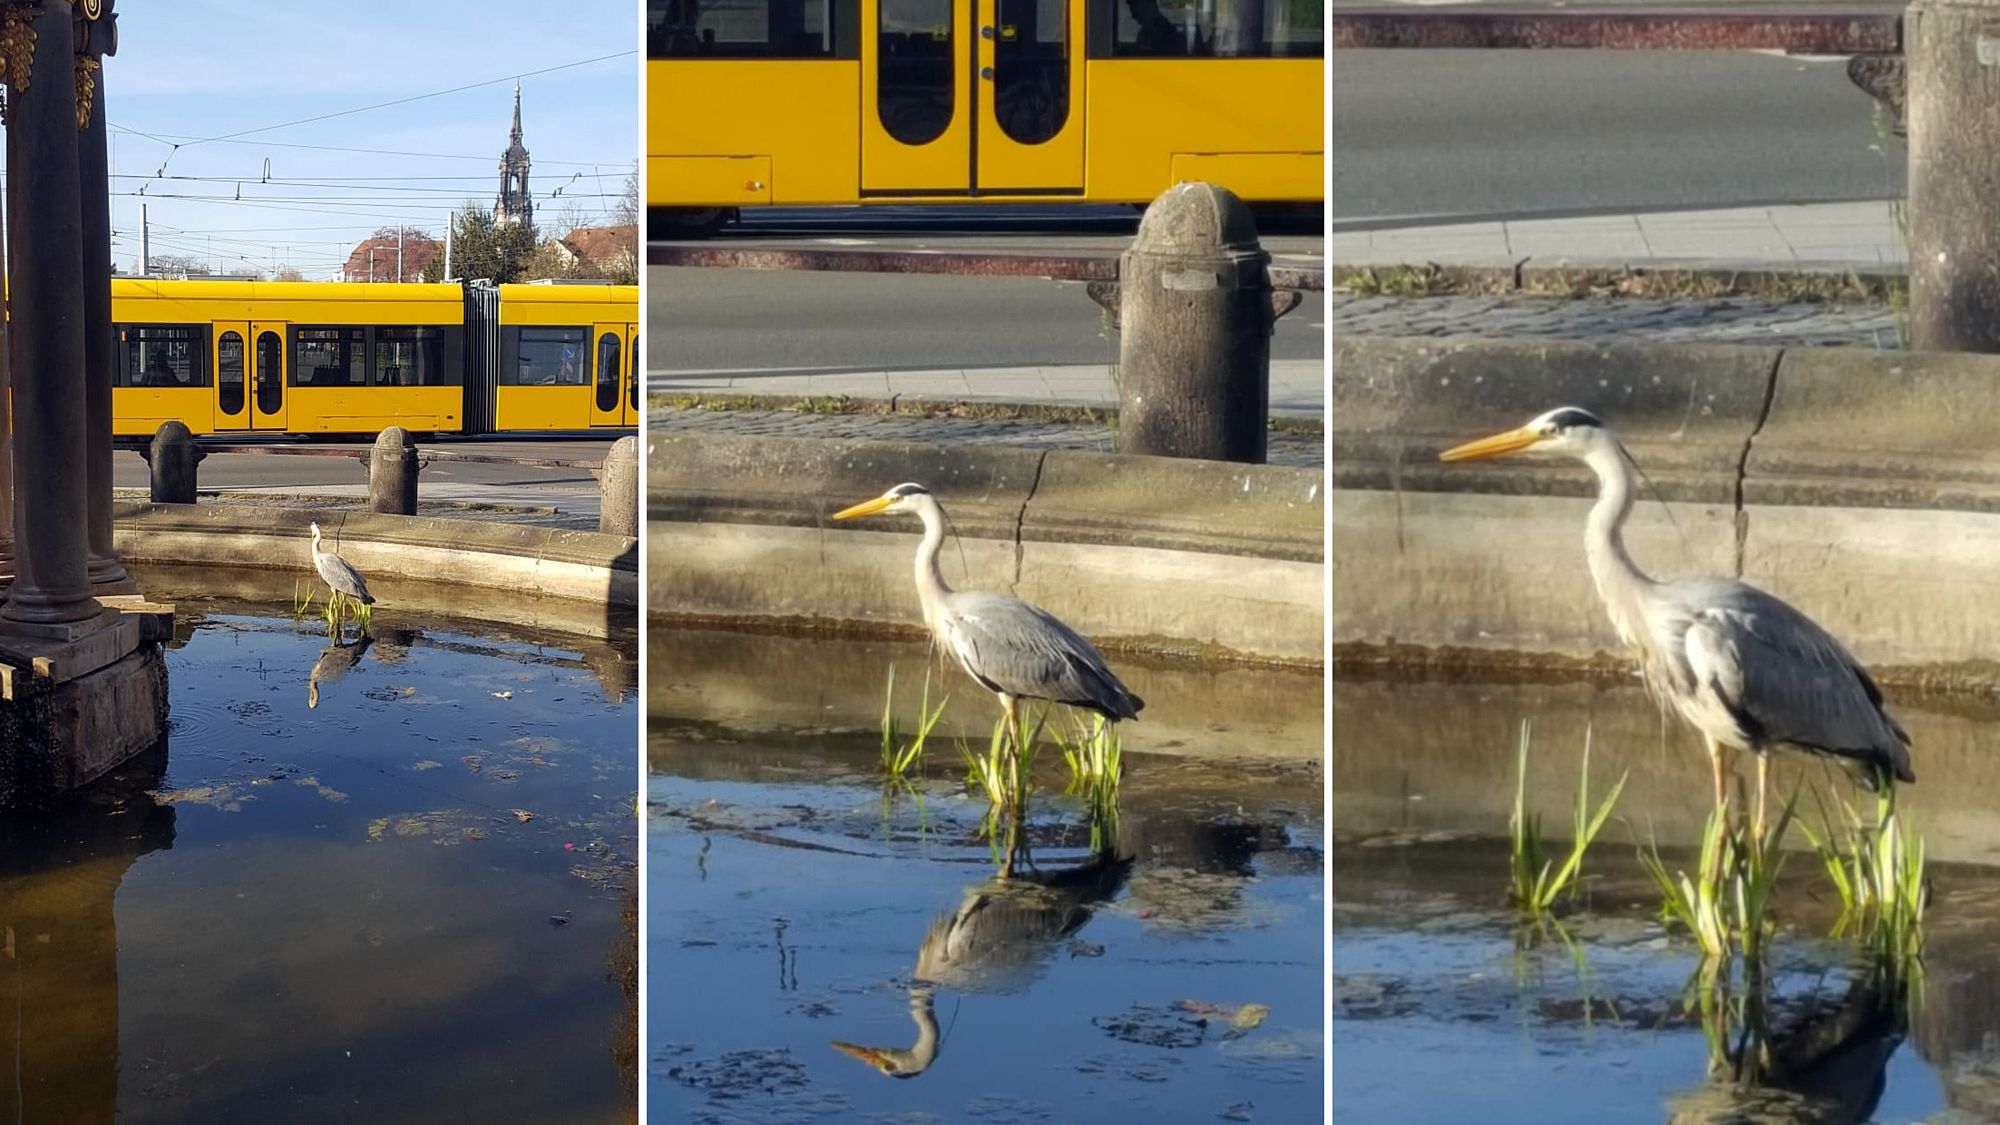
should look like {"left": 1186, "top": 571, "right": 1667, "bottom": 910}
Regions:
{"left": 512, "top": 809, "right": 534, "bottom": 823}
{"left": 491, "top": 691, "right": 513, "bottom": 700}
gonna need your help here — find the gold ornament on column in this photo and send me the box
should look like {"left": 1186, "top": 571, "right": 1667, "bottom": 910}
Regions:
{"left": 0, "top": 4, "right": 41, "bottom": 125}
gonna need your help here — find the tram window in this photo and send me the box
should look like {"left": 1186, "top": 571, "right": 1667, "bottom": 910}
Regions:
{"left": 994, "top": 0, "right": 1071, "bottom": 146}
{"left": 596, "top": 332, "right": 622, "bottom": 413}
{"left": 118, "top": 325, "right": 208, "bottom": 388}
{"left": 878, "top": 0, "right": 954, "bottom": 145}
{"left": 1094, "top": 0, "right": 1323, "bottom": 58}
{"left": 648, "top": 0, "right": 856, "bottom": 59}
{"left": 509, "top": 327, "right": 589, "bottom": 386}
{"left": 218, "top": 332, "right": 246, "bottom": 415}
{"left": 376, "top": 327, "right": 455, "bottom": 386}
{"left": 294, "top": 327, "right": 367, "bottom": 387}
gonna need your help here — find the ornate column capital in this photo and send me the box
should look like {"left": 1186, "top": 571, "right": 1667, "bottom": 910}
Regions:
{"left": 72, "top": 0, "right": 111, "bottom": 128}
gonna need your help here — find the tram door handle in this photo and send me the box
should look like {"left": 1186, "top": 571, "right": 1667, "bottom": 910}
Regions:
{"left": 980, "top": 66, "right": 994, "bottom": 80}
{"left": 980, "top": 25, "right": 994, "bottom": 39}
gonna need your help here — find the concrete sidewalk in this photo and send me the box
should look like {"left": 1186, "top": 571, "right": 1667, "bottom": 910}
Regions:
{"left": 1333, "top": 200, "right": 1905, "bottom": 274}
{"left": 648, "top": 358, "right": 1327, "bottom": 415}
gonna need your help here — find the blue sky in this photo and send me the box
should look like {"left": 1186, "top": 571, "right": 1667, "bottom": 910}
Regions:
{"left": 12, "top": 1, "right": 639, "bottom": 278}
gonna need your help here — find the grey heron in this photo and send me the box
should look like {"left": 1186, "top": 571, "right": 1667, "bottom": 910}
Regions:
{"left": 308, "top": 522, "right": 375, "bottom": 617}
{"left": 832, "top": 483, "right": 1144, "bottom": 743}
{"left": 1441, "top": 408, "right": 1914, "bottom": 839}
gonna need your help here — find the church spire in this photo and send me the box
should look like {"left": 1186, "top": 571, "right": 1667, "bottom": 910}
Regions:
{"left": 495, "top": 84, "right": 534, "bottom": 231}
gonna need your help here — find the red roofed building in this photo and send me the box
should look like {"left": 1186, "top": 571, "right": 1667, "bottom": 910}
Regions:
{"left": 342, "top": 231, "right": 441, "bottom": 283}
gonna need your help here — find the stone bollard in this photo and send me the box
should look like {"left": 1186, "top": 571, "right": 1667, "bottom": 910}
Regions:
{"left": 1907, "top": 0, "right": 2000, "bottom": 353}
{"left": 600, "top": 435, "right": 639, "bottom": 538}
{"left": 149, "top": 421, "right": 204, "bottom": 504}
{"left": 1114, "top": 182, "right": 1282, "bottom": 464}
{"left": 369, "top": 427, "right": 419, "bottom": 515}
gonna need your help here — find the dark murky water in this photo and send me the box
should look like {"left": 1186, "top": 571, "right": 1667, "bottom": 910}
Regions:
{"left": 2, "top": 596, "right": 637, "bottom": 1122}
{"left": 1332, "top": 675, "right": 2000, "bottom": 1125}
{"left": 650, "top": 673, "right": 1326, "bottom": 1124}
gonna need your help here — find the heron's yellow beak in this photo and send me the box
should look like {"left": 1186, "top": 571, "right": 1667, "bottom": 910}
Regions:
{"left": 832, "top": 495, "right": 896, "bottom": 521}
{"left": 1439, "top": 426, "right": 1542, "bottom": 462}
{"left": 830, "top": 1040, "right": 891, "bottom": 1070}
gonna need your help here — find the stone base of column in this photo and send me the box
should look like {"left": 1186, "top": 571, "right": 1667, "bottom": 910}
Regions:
{"left": 88, "top": 554, "right": 140, "bottom": 596}
{"left": 1, "top": 599, "right": 174, "bottom": 808}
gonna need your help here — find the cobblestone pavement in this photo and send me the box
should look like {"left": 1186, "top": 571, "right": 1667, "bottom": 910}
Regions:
{"left": 1332, "top": 294, "right": 1906, "bottom": 349}
{"left": 651, "top": 409, "right": 1324, "bottom": 469}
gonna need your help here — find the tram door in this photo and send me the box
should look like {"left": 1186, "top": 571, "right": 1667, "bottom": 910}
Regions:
{"left": 589, "top": 322, "right": 632, "bottom": 429}
{"left": 625, "top": 324, "right": 640, "bottom": 426}
{"left": 250, "top": 321, "right": 288, "bottom": 430}
{"left": 213, "top": 323, "right": 251, "bottom": 430}
{"left": 860, "top": 0, "right": 1084, "bottom": 195}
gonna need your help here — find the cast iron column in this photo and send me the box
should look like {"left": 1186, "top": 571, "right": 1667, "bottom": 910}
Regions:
{"left": 3, "top": 2, "right": 105, "bottom": 630}
{"left": 77, "top": 1, "right": 134, "bottom": 593}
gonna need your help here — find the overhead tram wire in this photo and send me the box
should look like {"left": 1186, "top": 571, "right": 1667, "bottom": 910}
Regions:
{"left": 111, "top": 48, "right": 633, "bottom": 177}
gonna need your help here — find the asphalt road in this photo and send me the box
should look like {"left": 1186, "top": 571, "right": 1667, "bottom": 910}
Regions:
{"left": 112, "top": 439, "right": 613, "bottom": 512}
{"left": 1331, "top": 48, "right": 1906, "bottom": 224}
{"left": 648, "top": 268, "right": 1325, "bottom": 373}
{"left": 649, "top": 206, "right": 1323, "bottom": 373}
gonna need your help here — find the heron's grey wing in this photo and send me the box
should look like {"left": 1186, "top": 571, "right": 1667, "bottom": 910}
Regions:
{"left": 1672, "top": 579, "right": 1912, "bottom": 784}
{"left": 942, "top": 592, "right": 1141, "bottom": 718}
{"left": 319, "top": 554, "right": 372, "bottom": 602}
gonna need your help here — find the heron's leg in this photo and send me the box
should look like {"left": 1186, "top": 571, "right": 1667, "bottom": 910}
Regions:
{"left": 1000, "top": 695, "right": 1020, "bottom": 781}
{"left": 1706, "top": 737, "right": 1730, "bottom": 811}
{"left": 1755, "top": 752, "right": 1770, "bottom": 844}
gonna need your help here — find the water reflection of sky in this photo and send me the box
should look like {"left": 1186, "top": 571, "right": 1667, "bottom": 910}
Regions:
{"left": 1, "top": 608, "right": 637, "bottom": 1123}
{"left": 650, "top": 740, "right": 1325, "bottom": 1123}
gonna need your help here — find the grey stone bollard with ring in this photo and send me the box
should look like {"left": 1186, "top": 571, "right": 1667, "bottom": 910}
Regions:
{"left": 149, "top": 421, "right": 205, "bottom": 504}
{"left": 600, "top": 436, "right": 639, "bottom": 538}
{"left": 1114, "top": 182, "right": 1286, "bottom": 464}
{"left": 1907, "top": 0, "right": 2000, "bottom": 353}
{"left": 369, "top": 427, "right": 419, "bottom": 515}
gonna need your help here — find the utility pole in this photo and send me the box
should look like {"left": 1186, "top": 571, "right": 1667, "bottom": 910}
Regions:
{"left": 398, "top": 227, "right": 405, "bottom": 282}
{"left": 138, "top": 203, "right": 149, "bottom": 275}
{"left": 444, "top": 212, "right": 454, "bottom": 281}
{"left": 1908, "top": 0, "right": 2000, "bottom": 352}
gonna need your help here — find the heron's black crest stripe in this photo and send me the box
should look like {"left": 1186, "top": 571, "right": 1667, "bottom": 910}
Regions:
{"left": 1547, "top": 407, "right": 1603, "bottom": 430}
{"left": 889, "top": 482, "right": 930, "bottom": 497}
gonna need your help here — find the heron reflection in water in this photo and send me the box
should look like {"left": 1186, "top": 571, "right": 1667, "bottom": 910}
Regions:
{"left": 831, "top": 842, "right": 1133, "bottom": 1079}
{"left": 307, "top": 632, "right": 372, "bottom": 709}
{"left": 1441, "top": 409, "right": 1914, "bottom": 840}
{"left": 832, "top": 483, "right": 1144, "bottom": 757}
{"left": 1667, "top": 966, "right": 1904, "bottom": 1125}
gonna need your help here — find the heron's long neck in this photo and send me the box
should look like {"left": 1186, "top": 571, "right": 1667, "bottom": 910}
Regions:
{"left": 912, "top": 499, "right": 953, "bottom": 626}
{"left": 902, "top": 987, "right": 940, "bottom": 1073}
{"left": 1583, "top": 441, "right": 1657, "bottom": 645}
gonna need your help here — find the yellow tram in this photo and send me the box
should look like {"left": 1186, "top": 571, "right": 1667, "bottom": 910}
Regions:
{"left": 645, "top": 0, "right": 1323, "bottom": 231}
{"left": 110, "top": 280, "right": 639, "bottom": 438}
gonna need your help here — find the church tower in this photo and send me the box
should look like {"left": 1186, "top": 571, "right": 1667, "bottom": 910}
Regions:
{"left": 495, "top": 85, "right": 534, "bottom": 231}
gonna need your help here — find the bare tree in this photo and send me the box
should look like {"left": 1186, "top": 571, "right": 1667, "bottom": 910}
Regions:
{"left": 612, "top": 162, "right": 639, "bottom": 227}
{"left": 147, "top": 254, "right": 210, "bottom": 277}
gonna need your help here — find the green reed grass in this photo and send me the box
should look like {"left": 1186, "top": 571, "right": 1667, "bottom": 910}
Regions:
{"left": 1800, "top": 785, "right": 1927, "bottom": 967}
{"left": 1641, "top": 791, "right": 1800, "bottom": 962}
{"left": 878, "top": 664, "right": 949, "bottom": 781}
{"left": 963, "top": 709, "right": 1046, "bottom": 807}
{"left": 1508, "top": 720, "right": 1628, "bottom": 917}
